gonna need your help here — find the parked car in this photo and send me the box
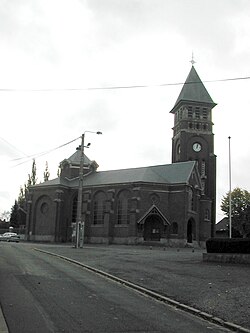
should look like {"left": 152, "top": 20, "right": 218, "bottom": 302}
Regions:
{"left": 0, "top": 232, "right": 20, "bottom": 242}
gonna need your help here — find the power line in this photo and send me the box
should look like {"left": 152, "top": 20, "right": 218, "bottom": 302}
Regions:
{"left": 11, "top": 136, "right": 80, "bottom": 167}
{"left": 0, "top": 75, "right": 250, "bottom": 93}
{"left": 0, "top": 137, "right": 29, "bottom": 158}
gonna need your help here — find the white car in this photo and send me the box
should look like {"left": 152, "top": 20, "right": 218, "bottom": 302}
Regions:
{"left": 0, "top": 232, "right": 20, "bottom": 242}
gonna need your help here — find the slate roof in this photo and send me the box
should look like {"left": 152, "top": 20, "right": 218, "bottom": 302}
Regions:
{"left": 170, "top": 66, "right": 216, "bottom": 113}
{"left": 60, "top": 150, "right": 91, "bottom": 166}
{"left": 34, "top": 161, "right": 197, "bottom": 189}
{"left": 215, "top": 217, "right": 228, "bottom": 231}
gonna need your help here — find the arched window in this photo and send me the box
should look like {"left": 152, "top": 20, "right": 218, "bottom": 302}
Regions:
{"left": 117, "top": 190, "right": 131, "bottom": 224}
{"left": 189, "top": 188, "right": 195, "bottom": 211}
{"left": 93, "top": 191, "right": 106, "bottom": 224}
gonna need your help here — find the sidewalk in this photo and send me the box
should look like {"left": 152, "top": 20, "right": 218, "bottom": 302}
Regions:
{"left": 36, "top": 244, "right": 250, "bottom": 331}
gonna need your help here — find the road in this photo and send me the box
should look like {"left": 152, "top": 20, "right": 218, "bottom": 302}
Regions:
{"left": 0, "top": 243, "right": 230, "bottom": 333}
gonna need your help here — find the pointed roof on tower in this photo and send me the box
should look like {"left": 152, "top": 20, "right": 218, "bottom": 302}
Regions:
{"left": 170, "top": 65, "right": 216, "bottom": 113}
{"left": 60, "top": 149, "right": 91, "bottom": 167}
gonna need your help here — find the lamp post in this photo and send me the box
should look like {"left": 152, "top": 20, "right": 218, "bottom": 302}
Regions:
{"left": 228, "top": 136, "right": 232, "bottom": 238}
{"left": 75, "top": 131, "right": 102, "bottom": 248}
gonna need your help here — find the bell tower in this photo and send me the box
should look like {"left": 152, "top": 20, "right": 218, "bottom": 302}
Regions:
{"left": 170, "top": 65, "right": 217, "bottom": 236}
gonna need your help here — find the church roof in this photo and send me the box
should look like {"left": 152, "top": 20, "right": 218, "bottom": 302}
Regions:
{"left": 83, "top": 161, "right": 196, "bottom": 186}
{"left": 34, "top": 160, "right": 197, "bottom": 189}
{"left": 170, "top": 66, "right": 216, "bottom": 113}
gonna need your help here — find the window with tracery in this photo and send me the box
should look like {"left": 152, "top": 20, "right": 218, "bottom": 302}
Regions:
{"left": 93, "top": 191, "right": 106, "bottom": 224}
{"left": 117, "top": 190, "right": 131, "bottom": 224}
{"left": 189, "top": 188, "right": 195, "bottom": 211}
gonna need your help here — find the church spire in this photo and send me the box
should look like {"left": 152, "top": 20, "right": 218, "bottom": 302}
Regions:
{"left": 170, "top": 66, "right": 216, "bottom": 114}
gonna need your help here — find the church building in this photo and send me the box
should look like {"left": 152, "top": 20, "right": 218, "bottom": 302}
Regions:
{"left": 25, "top": 65, "right": 217, "bottom": 247}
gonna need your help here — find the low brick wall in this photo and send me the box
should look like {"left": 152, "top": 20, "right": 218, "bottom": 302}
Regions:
{"left": 203, "top": 253, "right": 250, "bottom": 264}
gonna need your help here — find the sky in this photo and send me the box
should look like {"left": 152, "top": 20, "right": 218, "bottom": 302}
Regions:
{"left": 1, "top": 0, "right": 250, "bottom": 223}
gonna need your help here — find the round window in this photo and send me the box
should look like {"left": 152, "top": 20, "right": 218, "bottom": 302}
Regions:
{"left": 41, "top": 202, "right": 49, "bottom": 214}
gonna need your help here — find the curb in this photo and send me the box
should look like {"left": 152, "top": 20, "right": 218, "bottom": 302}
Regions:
{"left": 0, "top": 305, "right": 8, "bottom": 333}
{"left": 35, "top": 248, "right": 250, "bottom": 333}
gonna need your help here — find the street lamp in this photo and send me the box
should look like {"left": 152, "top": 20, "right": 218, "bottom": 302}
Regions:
{"left": 75, "top": 131, "right": 102, "bottom": 248}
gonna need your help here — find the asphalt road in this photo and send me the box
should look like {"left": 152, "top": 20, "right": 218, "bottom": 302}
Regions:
{"left": 0, "top": 243, "right": 231, "bottom": 333}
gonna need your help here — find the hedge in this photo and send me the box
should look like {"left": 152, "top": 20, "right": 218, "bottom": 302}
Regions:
{"left": 206, "top": 238, "right": 250, "bottom": 254}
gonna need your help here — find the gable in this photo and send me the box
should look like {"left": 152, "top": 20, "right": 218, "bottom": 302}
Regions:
{"left": 137, "top": 204, "right": 171, "bottom": 225}
{"left": 188, "top": 165, "right": 202, "bottom": 190}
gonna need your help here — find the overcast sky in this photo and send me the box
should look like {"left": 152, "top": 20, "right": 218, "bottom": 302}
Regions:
{"left": 1, "top": 0, "right": 250, "bottom": 222}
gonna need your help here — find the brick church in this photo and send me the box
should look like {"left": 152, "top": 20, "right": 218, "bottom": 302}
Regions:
{"left": 25, "top": 65, "right": 217, "bottom": 247}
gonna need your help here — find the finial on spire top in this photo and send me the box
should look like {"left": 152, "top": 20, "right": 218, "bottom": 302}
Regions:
{"left": 190, "top": 52, "right": 196, "bottom": 66}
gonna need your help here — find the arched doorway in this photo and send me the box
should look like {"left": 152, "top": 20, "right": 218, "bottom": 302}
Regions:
{"left": 187, "top": 218, "right": 196, "bottom": 243}
{"left": 144, "top": 215, "right": 164, "bottom": 241}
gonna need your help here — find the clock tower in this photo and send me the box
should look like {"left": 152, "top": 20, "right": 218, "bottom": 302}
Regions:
{"left": 170, "top": 65, "right": 217, "bottom": 236}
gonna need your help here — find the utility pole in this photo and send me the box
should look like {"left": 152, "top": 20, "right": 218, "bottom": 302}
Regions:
{"left": 75, "top": 131, "right": 102, "bottom": 248}
{"left": 75, "top": 133, "right": 85, "bottom": 248}
{"left": 228, "top": 136, "right": 232, "bottom": 238}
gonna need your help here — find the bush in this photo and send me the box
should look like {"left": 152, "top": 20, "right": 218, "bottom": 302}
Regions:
{"left": 206, "top": 238, "right": 250, "bottom": 254}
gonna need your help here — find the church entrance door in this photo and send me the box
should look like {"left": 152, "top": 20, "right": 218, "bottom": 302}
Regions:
{"left": 143, "top": 215, "right": 163, "bottom": 241}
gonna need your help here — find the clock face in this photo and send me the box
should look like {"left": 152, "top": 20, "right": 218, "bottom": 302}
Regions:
{"left": 193, "top": 142, "right": 202, "bottom": 152}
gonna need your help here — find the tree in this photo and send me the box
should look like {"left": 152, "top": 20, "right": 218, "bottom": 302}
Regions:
{"left": 28, "top": 159, "right": 37, "bottom": 186}
{"left": 9, "top": 200, "right": 19, "bottom": 228}
{"left": 43, "top": 161, "right": 50, "bottom": 182}
{"left": 16, "top": 160, "right": 37, "bottom": 214}
{"left": 18, "top": 185, "right": 26, "bottom": 207}
{"left": 221, "top": 187, "right": 250, "bottom": 238}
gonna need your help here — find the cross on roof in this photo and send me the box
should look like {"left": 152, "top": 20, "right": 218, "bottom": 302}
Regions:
{"left": 190, "top": 52, "right": 196, "bottom": 66}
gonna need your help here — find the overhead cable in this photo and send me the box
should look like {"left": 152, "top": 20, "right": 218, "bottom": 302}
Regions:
{"left": 0, "top": 75, "right": 250, "bottom": 93}
{"left": 11, "top": 136, "right": 80, "bottom": 167}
